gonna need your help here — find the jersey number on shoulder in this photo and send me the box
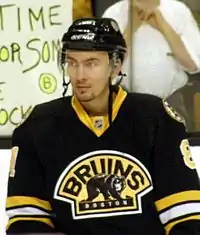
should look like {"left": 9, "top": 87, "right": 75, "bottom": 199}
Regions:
{"left": 180, "top": 139, "right": 196, "bottom": 170}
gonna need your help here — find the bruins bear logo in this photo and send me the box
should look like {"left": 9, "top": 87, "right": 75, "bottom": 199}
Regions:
{"left": 84, "top": 174, "right": 126, "bottom": 201}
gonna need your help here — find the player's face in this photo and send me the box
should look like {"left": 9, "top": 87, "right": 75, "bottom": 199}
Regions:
{"left": 66, "top": 51, "right": 112, "bottom": 102}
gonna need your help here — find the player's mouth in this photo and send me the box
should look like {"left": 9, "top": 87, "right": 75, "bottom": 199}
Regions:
{"left": 76, "top": 85, "right": 91, "bottom": 89}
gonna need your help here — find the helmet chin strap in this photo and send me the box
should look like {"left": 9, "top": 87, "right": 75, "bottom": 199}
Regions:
{"left": 108, "top": 77, "right": 113, "bottom": 127}
{"left": 108, "top": 71, "right": 126, "bottom": 127}
{"left": 62, "top": 64, "right": 70, "bottom": 97}
{"left": 116, "top": 72, "right": 127, "bottom": 86}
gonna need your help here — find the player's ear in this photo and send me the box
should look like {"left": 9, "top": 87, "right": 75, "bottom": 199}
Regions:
{"left": 110, "top": 59, "right": 122, "bottom": 78}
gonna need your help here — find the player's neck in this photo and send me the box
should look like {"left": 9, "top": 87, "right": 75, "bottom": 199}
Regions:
{"left": 81, "top": 89, "right": 113, "bottom": 117}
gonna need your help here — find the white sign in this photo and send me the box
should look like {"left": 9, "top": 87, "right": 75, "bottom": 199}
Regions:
{"left": 0, "top": 0, "right": 72, "bottom": 137}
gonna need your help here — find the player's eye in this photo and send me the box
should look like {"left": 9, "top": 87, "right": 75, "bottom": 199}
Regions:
{"left": 67, "top": 60, "right": 77, "bottom": 67}
{"left": 85, "top": 61, "right": 98, "bottom": 68}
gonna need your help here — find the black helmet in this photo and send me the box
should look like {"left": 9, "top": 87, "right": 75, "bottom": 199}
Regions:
{"left": 60, "top": 18, "right": 127, "bottom": 64}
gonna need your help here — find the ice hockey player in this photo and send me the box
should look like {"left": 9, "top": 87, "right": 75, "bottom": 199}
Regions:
{"left": 6, "top": 17, "right": 200, "bottom": 235}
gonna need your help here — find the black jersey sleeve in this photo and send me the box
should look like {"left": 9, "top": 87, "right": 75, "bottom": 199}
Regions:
{"left": 6, "top": 118, "right": 55, "bottom": 233}
{"left": 152, "top": 101, "right": 200, "bottom": 235}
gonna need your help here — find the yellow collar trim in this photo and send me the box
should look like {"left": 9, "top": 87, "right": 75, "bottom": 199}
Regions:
{"left": 71, "top": 86, "right": 127, "bottom": 137}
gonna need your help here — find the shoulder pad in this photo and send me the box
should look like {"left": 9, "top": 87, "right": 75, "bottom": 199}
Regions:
{"left": 162, "top": 100, "right": 186, "bottom": 125}
{"left": 17, "top": 97, "right": 72, "bottom": 127}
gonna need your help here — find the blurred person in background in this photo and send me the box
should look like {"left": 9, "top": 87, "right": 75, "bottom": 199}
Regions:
{"left": 102, "top": 0, "right": 200, "bottom": 99}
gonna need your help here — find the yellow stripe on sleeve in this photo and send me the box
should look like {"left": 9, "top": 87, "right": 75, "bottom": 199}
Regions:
{"left": 7, "top": 196, "right": 52, "bottom": 211}
{"left": 6, "top": 217, "right": 54, "bottom": 230}
{"left": 155, "top": 191, "right": 200, "bottom": 212}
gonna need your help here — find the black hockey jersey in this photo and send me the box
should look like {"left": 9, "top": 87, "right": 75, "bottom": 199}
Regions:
{"left": 6, "top": 87, "right": 200, "bottom": 235}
